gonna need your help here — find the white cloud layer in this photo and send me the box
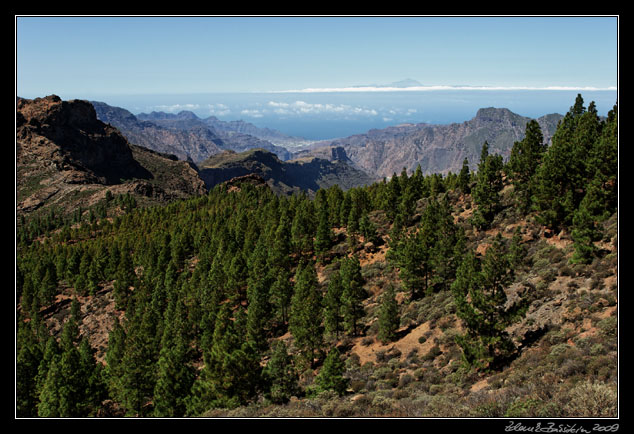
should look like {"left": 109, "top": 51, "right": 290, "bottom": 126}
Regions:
{"left": 152, "top": 103, "right": 201, "bottom": 112}
{"left": 268, "top": 85, "right": 617, "bottom": 93}
{"left": 264, "top": 100, "right": 378, "bottom": 116}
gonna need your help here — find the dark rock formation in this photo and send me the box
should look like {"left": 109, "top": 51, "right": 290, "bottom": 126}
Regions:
{"left": 18, "top": 95, "right": 151, "bottom": 185}
{"left": 17, "top": 95, "right": 207, "bottom": 220}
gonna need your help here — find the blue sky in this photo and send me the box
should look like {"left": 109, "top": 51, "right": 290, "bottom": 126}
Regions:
{"left": 16, "top": 16, "right": 618, "bottom": 99}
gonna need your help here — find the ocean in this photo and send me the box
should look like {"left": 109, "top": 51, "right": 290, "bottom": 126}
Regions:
{"left": 96, "top": 89, "right": 618, "bottom": 143}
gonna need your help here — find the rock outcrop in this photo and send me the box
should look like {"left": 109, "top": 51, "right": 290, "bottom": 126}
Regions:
{"left": 17, "top": 95, "right": 207, "bottom": 220}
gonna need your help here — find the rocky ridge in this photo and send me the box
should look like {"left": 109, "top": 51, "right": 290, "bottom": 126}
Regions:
{"left": 306, "top": 108, "right": 563, "bottom": 178}
{"left": 197, "top": 147, "right": 376, "bottom": 196}
{"left": 16, "top": 95, "right": 207, "bottom": 220}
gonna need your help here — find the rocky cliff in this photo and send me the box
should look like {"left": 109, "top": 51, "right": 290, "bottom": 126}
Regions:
{"left": 17, "top": 95, "right": 207, "bottom": 219}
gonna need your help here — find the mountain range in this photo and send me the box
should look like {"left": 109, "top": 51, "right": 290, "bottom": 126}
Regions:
{"left": 16, "top": 96, "right": 375, "bottom": 223}
{"left": 92, "top": 101, "right": 298, "bottom": 163}
{"left": 300, "top": 108, "right": 564, "bottom": 178}
{"left": 17, "top": 95, "right": 570, "bottom": 222}
{"left": 93, "top": 99, "right": 565, "bottom": 182}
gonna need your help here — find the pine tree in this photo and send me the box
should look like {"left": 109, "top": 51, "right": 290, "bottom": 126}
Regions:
{"left": 508, "top": 227, "right": 527, "bottom": 269}
{"left": 570, "top": 183, "right": 603, "bottom": 264}
{"left": 38, "top": 320, "right": 90, "bottom": 417}
{"left": 471, "top": 142, "right": 504, "bottom": 230}
{"left": 399, "top": 181, "right": 418, "bottom": 225}
{"left": 326, "top": 184, "right": 345, "bottom": 227}
{"left": 393, "top": 225, "right": 430, "bottom": 300}
{"left": 289, "top": 262, "right": 324, "bottom": 368}
{"left": 119, "top": 306, "right": 160, "bottom": 416}
{"left": 77, "top": 337, "right": 107, "bottom": 416}
{"left": 377, "top": 285, "right": 400, "bottom": 344}
{"left": 37, "top": 354, "right": 63, "bottom": 417}
{"left": 587, "top": 103, "right": 618, "bottom": 217}
{"left": 532, "top": 94, "right": 601, "bottom": 230}
{"left": 508, "top": 120, "right": 547, "bottom": 213}
{"left": 385, "top": 172, "right": 401, "bottom": 220}
{"left": 34, "top": 334, "right": 61, "bottom": 406}
{"left": 246, "top": 239, "right": 273, "bottom": 350}
{"left": 451, "top": 235, "right": 520, "bottom": 370}
{"left": 359, "top": 212, "right": 380, "bottom": 245}
{"left": 430, "top": 195, "right": 464, "bottom": 292}
{"left": 153, "top": 298, "right": 195, "bottom": 417}
{"left": 263, "top": 341, "right": 300, "bottom": 404}
{"left": 16, "top": 318, "right": 44, "bottom": 417}
{"left": 291, "top": 198, "right": 316, "bottom": 256}
{"left": 314, "top": 347, "right": 348, "bottom": 396}
{"left": 340, "top": 256, "right": 366, "bottom": 336}
{"left": 226, "top": 251, "right": 247, "bottom": 303}
{"left": 104, "top": 318, "right": 126, "bottom": 403}
{"left": 270, "top": 268, "right": 293, "bottom": 326}
{"left": 458, "top": 158, "right": 471, "bottom": 194}
{"left": 324, "top": 270, "right": 344, "bottom": 340}
{"left": 212, "top": 305, "right": 262, "bottom": 408}
{"left": 315, "top": 203, "right": 334, "bottom": 260}
{"left": 392, "top": 199, "right": 449, "bottom": 299}
{"left": 268, "top": 212, "right": 292, "bottom": 272}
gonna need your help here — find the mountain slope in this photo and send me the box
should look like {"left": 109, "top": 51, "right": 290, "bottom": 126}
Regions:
{"left": 305, "top": 108, "right": 563, "bottom": 178}
{"left": 197, "top": 147, "right": 377, "bottom": 196}
{"left": 17, "top": 95, "right": 207, "bottom": 221}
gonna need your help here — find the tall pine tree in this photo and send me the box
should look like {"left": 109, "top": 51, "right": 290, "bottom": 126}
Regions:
{"left": 289, "top": 262, "right": 324, "bottom": 368}
{"left": 508, "top": 120, "right": 547, "bottom": 213}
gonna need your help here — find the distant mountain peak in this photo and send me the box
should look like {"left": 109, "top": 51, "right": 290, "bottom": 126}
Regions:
{"left": 353, "top": 78, "right": 423, "bottom": 89}
{"left": 474, "top": 107, "right": 523, "bottom": 122}
{"left": 175, "top": 110, "right": 199, "bottom": 120}
{"left": 388, "top": 78, "right": 423, "bottom": 88}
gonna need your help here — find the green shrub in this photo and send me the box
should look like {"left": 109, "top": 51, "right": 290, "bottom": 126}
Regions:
{"left": 505, "top": 397, "right": 543, "bottom": 417}
{"left": 398, "top": 373, "right": 414, "bottom": 389}
{"left": 597, "top": 317, "right": 617, "bottom": 338}
{"left": 473, "top": 400, "right": 507, "bottom": 417}
{"left": 422, "top": 345, "right": 442, "bottom": 361}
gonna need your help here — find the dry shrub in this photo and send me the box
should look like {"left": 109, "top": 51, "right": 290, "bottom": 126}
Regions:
{"left": 563, "top": 381, "right": 617, "bottom": 417}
